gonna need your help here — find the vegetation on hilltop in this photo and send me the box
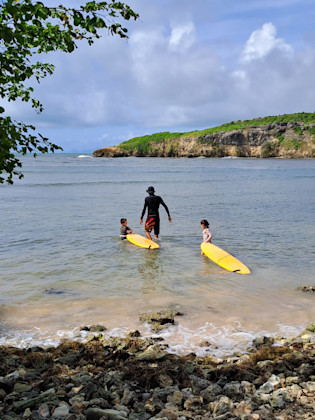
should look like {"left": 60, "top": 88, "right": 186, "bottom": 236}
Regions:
{"left": 119, "top": 112, "right": 315, "bottom": 152}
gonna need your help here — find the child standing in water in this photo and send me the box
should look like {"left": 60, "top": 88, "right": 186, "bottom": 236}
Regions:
{"left": 120, "top": 218, "right": 132, "bottom": 240}
{"left": 200, "top": 219, "right": 213, "bottom": 255}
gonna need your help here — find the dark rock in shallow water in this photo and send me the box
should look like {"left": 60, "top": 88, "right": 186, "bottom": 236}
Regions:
{"left": 139, "top": 308, "right": 184, "bottom": 332}
{"left": 298, "top": 285, "right": 315, "bottom": 293}
{"left": 252, "top": 336, "right": 275, "bottom": 348}
{"left": 80, "top": 324, "right": 107, "bottom": 332}
{"left": 43, "top": 288, "right": 77, "bottom": 296}
{"left": 44, "top": 288, "right": 67, "bottom": 295}
{"left": 127, "top": 330, "right": 141, "bottom": 338}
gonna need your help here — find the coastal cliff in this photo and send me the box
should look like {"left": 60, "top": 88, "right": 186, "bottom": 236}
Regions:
{"left": 93, "top": 114, "right": 315, "bottom": 158}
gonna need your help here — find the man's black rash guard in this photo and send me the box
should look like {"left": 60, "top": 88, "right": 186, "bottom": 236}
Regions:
{"left": 141, "top": 195, "right": 170, "bottom": 219}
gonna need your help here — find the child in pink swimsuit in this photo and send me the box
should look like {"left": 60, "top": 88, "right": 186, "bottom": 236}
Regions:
{"left": 200, "top": 219, "right": 213, "bottom": 255}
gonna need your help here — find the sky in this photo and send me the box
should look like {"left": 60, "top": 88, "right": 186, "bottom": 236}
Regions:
{"left": 4, "top": 0, "right": 315, "bottom": 152}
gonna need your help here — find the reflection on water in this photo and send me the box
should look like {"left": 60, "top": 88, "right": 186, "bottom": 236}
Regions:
{"left": 138, "top": 249, "right": 163, "bottom": 293}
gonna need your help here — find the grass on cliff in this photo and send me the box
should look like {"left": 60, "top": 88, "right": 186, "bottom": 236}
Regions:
{"left": 118, "top": 112, "right": 315, "bottom": 152}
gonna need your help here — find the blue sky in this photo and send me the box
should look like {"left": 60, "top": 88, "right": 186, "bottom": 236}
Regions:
{"left": 5, "top": 0, "right": 315, "bottom": 152}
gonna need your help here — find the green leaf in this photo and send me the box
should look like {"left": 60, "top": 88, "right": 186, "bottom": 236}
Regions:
{"left": 0, "top": 0, "right": 139, "bottom": 184}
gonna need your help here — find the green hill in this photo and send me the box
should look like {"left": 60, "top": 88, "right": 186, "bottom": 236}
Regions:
{"left": 118, "top": 112, "right": 315, "bottom": 153}
{"left": 93, "top": 112, "right": 315, "bottom": 158}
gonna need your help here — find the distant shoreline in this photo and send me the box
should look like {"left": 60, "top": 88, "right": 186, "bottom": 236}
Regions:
{"left": 93, "top": 113, "right": 315, "bottom": 159}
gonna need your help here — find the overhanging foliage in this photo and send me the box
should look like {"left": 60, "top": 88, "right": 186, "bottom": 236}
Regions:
{"left": 0, "top": 0, "right": 138, "bottom": 183}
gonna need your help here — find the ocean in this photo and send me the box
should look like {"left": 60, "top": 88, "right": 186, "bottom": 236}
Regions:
{"left": 0, "top": 154, "right": 314, "bottom": 356}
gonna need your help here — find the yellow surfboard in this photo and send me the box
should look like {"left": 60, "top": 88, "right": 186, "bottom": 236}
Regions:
{"left": 201, "top": 242, "right": 250, "bottom": 274}
{"left": 126, "top": 233, "right": 160, "bottom": 250}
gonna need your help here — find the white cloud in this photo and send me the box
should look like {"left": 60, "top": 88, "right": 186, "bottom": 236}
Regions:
{"left": 241, "top": 22, "right": 293, "bottom": 63}
{"left": 169, "top": 22, "right": 195, "bottom": 49}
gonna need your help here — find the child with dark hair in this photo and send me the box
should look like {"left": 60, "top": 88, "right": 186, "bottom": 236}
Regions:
{"left": 120, "top": 218, "right": 132, "bottom": 240}
{"left": 200, "top": 219, "right": 213, "bottom": 255}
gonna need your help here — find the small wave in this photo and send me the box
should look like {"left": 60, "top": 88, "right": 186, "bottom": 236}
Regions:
{"left": 77, "top": 155, "right": 93, "bottom": 158}
{"left": 0, "top": 321, "right": 308, "bottom": 356}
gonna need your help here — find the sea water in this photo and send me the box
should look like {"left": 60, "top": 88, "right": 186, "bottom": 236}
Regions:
{"left": 0, "top": 154, "right": 314, "bottom": 355}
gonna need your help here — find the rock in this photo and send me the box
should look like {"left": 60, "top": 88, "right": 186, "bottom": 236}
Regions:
{"left": 305, "top": 323, "right": 315, "bottom": 333}
{"left": 157, "top": 373, "right": 173, "bottom": 387}
{"left": 199, "top": 340, "right": 211, "bottom": 347}
{"left": 155, "top": 407, "right": 179, "bottom": 419}
{"left": 86, "top": 408, "right": 127, "bottom": 420}
{"left": 180, "top": 388, "right": 194, "bottom": 401}
{"left": 188, "top": 374, "right": 210, "bottom": 391}
{"left": 200, "top": 385, "right": 221, "bottom": 404}
{"left": 300, "top": 334, "right": 311, "bottom": 343}
{"left": 5, "top": 370, "right": 20, "bottom": 381}
{"left": 52, "top": 403, "right": 70, "bottom": 418}
{"left": 234, "top": 400, "right": 254, "bottom": 416}
{"left": 223, "top": 381, "right": 243, "bottom": 398}
{"left": 13, "top": 383, "right": 32, "bottom": 393}
{"left": 139, "top": 309, "right": 183, "bottom": 332}
{"left": 260, "top": 374, "right": 281, "bottom": 393}
{"left": 72, "top": 401, "right": 90, "bottom": 414}
{"left": 300, "top": 381, "right": 315, "bottom": 393}
{"left": 252, "top": 336, "right": 274, "bottom": 348}
{"left": 126, "top": 330, "right": 141, "bottom": 338}
{"left": 256, "top": 359, "right": 274, "bottom": 371}
{"left": 269, "top": 390, "right": 286, "bottom": 408}
{"left": 113, "top": 404, "right": 130, "bottom": 416}
{"left": 212, "top": 396, "right": 234, "bottom": 416}
{"left": 0, "top": 388, "right": 7, "bottom": 401}
{"left": 257, "top": 381, "right": 274, "bottom": 394}
{"left": 80, "top": 324, "right": 107, "bottom": 332}
{"left": 167, "top": 391, "right": 183, "bottom": 406}
{"left": 241, "top": 381, "right": 256, "bottom": 396}
{"left": 12, "top": 388, "right": 56, "bottom": 413}
{"left": 120, "top": 388, "right": 135, "bottom": 406}
{"left": 183, "top": 396, "right": 203, "bottom": 411}
{"left": 23, "top": 408, "right": 32, "bottom": 418}
{"left": 236, "top": 354, "right": 251, "bottom": 365}
{"left": 135, "top": 344, "right": 167, "bottom": 361}
{"left": 298, "top": 286, "right": 315, "bottom": 293}
{"left": 37, "top": 403, "right": 50, "bottom": 418}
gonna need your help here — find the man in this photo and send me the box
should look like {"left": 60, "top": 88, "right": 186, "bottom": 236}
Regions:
{"left": 140, "top": 186, "right": 172, "bottom": 240}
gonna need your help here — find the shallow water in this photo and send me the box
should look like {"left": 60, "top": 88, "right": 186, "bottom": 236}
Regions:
{"left": 0, "top": 155, "right": 314, "bottom": 355}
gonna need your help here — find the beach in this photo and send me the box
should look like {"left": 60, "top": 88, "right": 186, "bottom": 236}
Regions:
{"left": 0, "top": 321, "right": 314, "bottom": 419}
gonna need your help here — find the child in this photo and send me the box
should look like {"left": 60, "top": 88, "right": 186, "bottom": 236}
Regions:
{"left": 200, "top": 219, "right": 213, "bottom": 255}
{"left": 120, "top": 218, "right": 132, "bottom": 240}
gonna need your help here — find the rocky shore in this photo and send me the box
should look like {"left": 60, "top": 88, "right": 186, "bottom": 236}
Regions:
{"left": 93, "top": 122, "right": 315, "bottom": 159}
{"left": 1, "top": 314, "right": 314, "bottom": 420}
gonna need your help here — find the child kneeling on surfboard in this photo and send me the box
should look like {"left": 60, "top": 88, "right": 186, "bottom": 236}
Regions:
{"left": 120, "top": 218, "right": 132, "bottom": 240}
{"left": 201, "top": 219, "right": 213, "bottom": 255}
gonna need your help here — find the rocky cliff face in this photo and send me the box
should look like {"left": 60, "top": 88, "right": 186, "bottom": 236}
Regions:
{"left": 93, "top": 122, "right": 315, "bottom": 158}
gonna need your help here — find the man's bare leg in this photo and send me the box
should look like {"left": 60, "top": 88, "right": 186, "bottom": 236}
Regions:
{"left": 145, "top": 231, "right": 152, "bottom": 240}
